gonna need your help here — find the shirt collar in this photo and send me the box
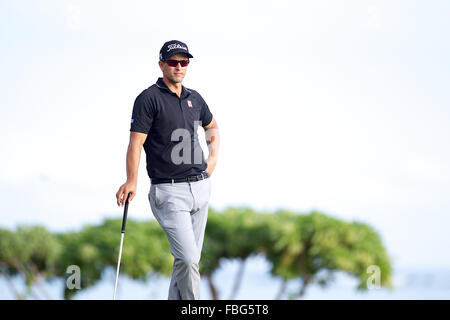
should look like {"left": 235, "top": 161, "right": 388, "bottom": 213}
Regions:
{"left": 156, "top": 77, "right": 191, "bottom": 98}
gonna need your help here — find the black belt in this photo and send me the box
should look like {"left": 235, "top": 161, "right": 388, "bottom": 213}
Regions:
{"left": 151, "top": 171, "right": 209, "bottom": 185}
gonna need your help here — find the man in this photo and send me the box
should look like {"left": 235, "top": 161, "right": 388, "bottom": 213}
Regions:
{"left": 115, "top": 40, "right": 220, "bottom": 300}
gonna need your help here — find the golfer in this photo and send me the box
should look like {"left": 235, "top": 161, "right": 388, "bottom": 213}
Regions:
{"left": 116, "top": 40, "right": 220, "bottom": 300}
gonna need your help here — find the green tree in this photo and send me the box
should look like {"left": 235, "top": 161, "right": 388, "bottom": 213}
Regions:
{"left": 0, "top": 208, "right": 393, "bottom": 300}
{"left": 55, "top": 218, "right": 173, "bottom": 299}
{"left": 264, "top": 210, "right": 393, "bottom": 299}
{"left": 202, "top": 206, "right": 270, "bottom": 299}
{"left": 0, "top": 226, "right": 61, "bottom": 299}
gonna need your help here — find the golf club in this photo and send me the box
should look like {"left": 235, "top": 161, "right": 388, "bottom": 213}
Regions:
{"left": 113, "top": 192, "right": 131, "bottom": 300}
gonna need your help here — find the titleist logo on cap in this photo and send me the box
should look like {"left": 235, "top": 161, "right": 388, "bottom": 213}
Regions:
{"left": 167, "top": 43, "right": 188, "bottom": 52}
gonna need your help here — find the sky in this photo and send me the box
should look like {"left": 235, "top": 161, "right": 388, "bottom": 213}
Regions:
{"left": 0, "top": 0, "right": 449, "bottom": 271}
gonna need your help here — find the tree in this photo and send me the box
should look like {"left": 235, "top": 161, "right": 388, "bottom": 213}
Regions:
{"left": 0, "top": 226, "right": 61, "bottom": 299}
{"left": 264, "top": 210, "right": 393, "bottom": 299}
{"left": 0, "top": 207, "right": 393, "bottom": 300}
{"left": 55, "top": 218, "right": 173, "bottom": 299}
{"left": 202, "top": 206, "right": 270, "bottom": 299}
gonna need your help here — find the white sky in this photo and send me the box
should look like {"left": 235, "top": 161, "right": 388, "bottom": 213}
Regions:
{"left": 1, "top": 0, "right": 449, "bottom": 270}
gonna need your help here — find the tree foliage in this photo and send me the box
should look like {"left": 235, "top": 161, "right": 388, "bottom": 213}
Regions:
{"left": 0, "top": 207, "right": 393, "bottom": 299}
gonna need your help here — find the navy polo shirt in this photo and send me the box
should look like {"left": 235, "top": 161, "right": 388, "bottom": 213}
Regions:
{"left": 130, "top": 77, "right": 213, "bottom": 180}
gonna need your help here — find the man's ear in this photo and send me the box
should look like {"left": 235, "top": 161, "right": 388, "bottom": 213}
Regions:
{"left": 158, "top": 60, "right": 164, "bottom": 71}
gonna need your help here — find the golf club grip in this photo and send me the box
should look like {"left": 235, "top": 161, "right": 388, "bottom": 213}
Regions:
{"left": 121, "top": 192, "right": 131, "bottom": 233}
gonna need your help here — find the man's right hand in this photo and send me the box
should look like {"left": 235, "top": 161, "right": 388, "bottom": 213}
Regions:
{"left": 116, "top": 181, "right": 137, "bottom": 207}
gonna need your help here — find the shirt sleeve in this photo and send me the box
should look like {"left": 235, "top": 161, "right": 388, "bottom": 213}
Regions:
{"left": 130, "top": 92, "right": 154, "bottom": 133}
{"left": 198, "top": 94, "right": 213, "bottom": 128}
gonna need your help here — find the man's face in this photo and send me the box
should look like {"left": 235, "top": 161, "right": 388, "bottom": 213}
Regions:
{"left": 159, "top": 53, "right": 189, "bottom": 84}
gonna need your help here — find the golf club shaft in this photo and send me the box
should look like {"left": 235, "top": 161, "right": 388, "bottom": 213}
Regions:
{"left": 113, "top": 192, "right": 131, "bottom": 300}
{"left": 113, "top": 232, "right": 125, "bottom": 300}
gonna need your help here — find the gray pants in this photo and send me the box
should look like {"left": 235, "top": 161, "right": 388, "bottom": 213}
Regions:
{"left": 148, "top": 176, "right": 211, "bottom": 300}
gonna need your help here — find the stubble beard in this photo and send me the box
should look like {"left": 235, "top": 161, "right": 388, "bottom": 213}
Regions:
{"left": 167, "top": 72, "right": 184, "bottom": 84}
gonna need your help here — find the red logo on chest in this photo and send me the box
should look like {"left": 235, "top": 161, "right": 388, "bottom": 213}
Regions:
{"left": 187, "top": 100, "right": 193, "bottom": 108}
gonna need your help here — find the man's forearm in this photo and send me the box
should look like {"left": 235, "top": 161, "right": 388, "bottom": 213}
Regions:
{"left": 116, "top": 132, "right": 146, "bottom": 206}
{"left": 126, "top": 142, "right": 142, "bottom": 183}
{"left": 205, "top": 127, "right": 220, "bottom": 172}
